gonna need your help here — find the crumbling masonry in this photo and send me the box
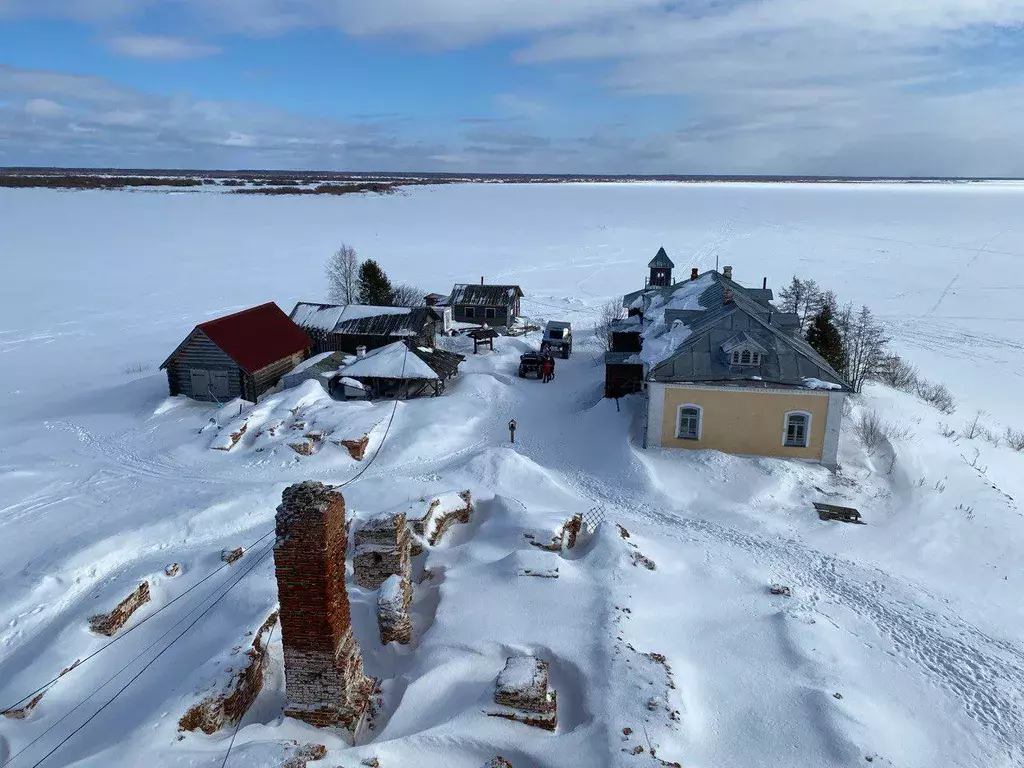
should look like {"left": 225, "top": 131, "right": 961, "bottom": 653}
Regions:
{"left": 353, "top": 512, "right": 412, "bottom": 590}
{"left": 274, "top": 481, "right": 372, "bottom": 736}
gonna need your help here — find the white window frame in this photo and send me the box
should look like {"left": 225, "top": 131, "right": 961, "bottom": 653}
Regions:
{"left": 782, "top": 410, "right": 812, "bottom": 448}
{"left": 485, "top": 307, "right": 496, "bottom": 319}
{"left": 730, "top": 347, "right": 762, "bottom": 366}
{"left": 676, "top": 403, "right": 703, "bottom": 440}
{"left": 465, "top": 306, "right": 476, "bottom": 319}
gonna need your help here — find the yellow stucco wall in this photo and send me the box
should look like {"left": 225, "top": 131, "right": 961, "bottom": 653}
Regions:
{"left": 659, "top": 385, "right": 829, "bottom": 460}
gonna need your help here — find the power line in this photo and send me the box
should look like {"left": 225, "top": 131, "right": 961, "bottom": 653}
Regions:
{"left": 1, "top": 528, "right": 275, "bottom": 714}
{"left": 5, "top": 350, "right": 410, "bottom": 767}
{"left": 15, "top": 541, "right": 277, "bottom": 768}
{"left": 217, "top": 621, "right": 277, "bottom": 768}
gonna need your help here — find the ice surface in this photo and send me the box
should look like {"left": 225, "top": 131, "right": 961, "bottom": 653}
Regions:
{"left": 2, "top": 182, "right": 1024, "bottom": 768}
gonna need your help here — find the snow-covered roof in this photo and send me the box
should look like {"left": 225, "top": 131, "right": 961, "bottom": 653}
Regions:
{"left": 289, "top": 302, "right": 413, "bottom": 333}
{"left": 286, "top": 350, "right": 338, "bottom": 377}
{"left": 338, "top": 341, "right": 440, "bottom": 380}
{"left": 448, "top": 284, "right": 524, "bottom": 307}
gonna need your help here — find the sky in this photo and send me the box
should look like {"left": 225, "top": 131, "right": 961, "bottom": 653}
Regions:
{"left": 2, "top": 1, "right": 1024, "bottom": 174}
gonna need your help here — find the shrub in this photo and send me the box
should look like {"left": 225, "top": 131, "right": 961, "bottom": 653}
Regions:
{"left": 876, "top": 354, "right": 919, "bottom": 392}
{"left": 1005, "top": 427, "right": 1024, "bottom": 452}
{"left": 122, "top": 361, "right": 151, "bottom": 375}
{"left": 915, "top": 381, "right": 956, "bottom": 414}
{"left": 961, "top": 410, "right": 984, "bottom": 440}
{"left": 853, "top": 408, "right": 912, "bottom": 451}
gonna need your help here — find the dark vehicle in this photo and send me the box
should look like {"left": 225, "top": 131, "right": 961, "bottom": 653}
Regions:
{"left": 542, "top": 321, "right": 572, "bottom": 359}
{"left": 518, "top": 352, "right": 544, "bottom": 379}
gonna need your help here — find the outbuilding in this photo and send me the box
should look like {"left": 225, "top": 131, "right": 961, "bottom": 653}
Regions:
{"left": 447, "top": 283, "right": 524, "bottom": 328}
{"left": 160, "top": 303, "right": 311, "bottom": 402}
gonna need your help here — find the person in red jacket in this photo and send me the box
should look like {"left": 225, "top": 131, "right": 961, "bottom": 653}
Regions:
{"left": 541, "top": 356, "right": 553, "bottom": 383}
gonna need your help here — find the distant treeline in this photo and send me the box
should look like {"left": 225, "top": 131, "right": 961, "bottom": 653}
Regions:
{"left": 231, "top": 182, "right": 398, "bottom": 196}
{"left": 0, "top": 175, "right": 204, "bottom": 190}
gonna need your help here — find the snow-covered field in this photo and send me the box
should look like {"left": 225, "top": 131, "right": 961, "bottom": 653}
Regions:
{"left": 1, "top": 182, "right": 1023, "bottom": 768}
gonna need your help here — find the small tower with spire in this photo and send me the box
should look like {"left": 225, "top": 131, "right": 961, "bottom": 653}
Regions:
{"left": 648, "top": 247, "right": 674, "bottom": 287}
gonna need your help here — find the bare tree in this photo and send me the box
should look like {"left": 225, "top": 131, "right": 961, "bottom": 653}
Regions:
{"left": 326, "top": 244, "right": 360, "bottom": 304}
{"left": 839, "top": 304, "right": 890, "bottom": 393}
{"left": 777, "top": 276, "right": 822, "bottom": 331}
{"left": 390, "top": 283, "right": 426, "bottom": 308}
{"left": 597, "top": 298, "right": 625, "bottom": 351}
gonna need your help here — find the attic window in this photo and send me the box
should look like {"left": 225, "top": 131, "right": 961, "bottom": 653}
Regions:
{"left": 730, "top": 349, "right": 761, "bottom": 366}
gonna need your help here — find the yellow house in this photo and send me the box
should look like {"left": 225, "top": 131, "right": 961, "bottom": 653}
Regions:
{"left": 620, "top": 262, "right": 850, "bottom": 468}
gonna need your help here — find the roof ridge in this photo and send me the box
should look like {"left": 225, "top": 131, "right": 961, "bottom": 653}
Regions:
{"left": 198, "top": 301, "right": 276, "bottom": 329}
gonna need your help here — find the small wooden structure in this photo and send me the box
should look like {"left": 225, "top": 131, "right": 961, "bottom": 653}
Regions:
{"left": 333, "top": 340, "right": 464, "bottom": 399}
{"left": 813, "top": 502, "right": 864, "bottom": 524}
{"left": 469, "top": 327, "right": 498, "bottom": 354}
{"left": 161, "top": 303, "right": 311, "bottom": 403}
{"left": 448, "top": 283, "right": 523, "bottom": 327}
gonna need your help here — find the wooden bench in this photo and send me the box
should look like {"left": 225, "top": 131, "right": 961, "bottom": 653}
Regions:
{"left": 813, "top": 502, "right": 864, "bottom": 524}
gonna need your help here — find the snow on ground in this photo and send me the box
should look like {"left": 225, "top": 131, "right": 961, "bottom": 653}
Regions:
{"left": 1, "top": 182, "right": 1024, "bottom": 768}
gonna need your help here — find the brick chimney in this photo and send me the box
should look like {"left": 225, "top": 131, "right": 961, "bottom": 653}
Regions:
{"left": 274, "top": 481, "right": 371, "bottom": 736}
{"left": 356, "top": 345, "right": 367, "bottom": 358}
{"left": 723, "top": 265, "right": 733, "bottom": 280}
{"left": 424, "top": 295, "right": 437, "bottom": 306}
{"left": 723, "top": 289, "right": 734, "bottom": 305}
{"left": 690, "top": 267, "right": 699, "bottom": 280}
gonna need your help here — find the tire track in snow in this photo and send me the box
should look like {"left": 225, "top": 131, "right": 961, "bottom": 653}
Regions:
{"left": 629, "top": 503, "right": 1024, "bottom": 761}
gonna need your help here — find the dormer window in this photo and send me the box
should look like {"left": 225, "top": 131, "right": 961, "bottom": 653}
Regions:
{"left": 731, "top": 349, "right": 761, "bottom": 366}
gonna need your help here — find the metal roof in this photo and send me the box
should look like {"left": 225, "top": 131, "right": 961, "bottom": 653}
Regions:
{"left": 648, "top": 247, "right": 675, "bottom": 269}
{"left": 448, "top": 283, "right": 524, "bottom": 307}
{"left": 161, "top": 303, "right": 311, "bottom": 374}
{"left": 289, "top": 302, "right": 434, "bottom": 338}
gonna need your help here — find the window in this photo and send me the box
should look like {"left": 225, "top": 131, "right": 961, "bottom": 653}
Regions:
{"left": 676, "top": 404, "right": 702, "bottom": 440}
{"left": 730, "top": 347, "right": 762, "bottom": 366}
{"left": 784, "top": 411, "right": 811, "bottom": 447}
{"left": 485, "top": 307, "right": 496, "bottom": 319}
{"left": 465, "top": 306, "right": 476, "bottom": 319}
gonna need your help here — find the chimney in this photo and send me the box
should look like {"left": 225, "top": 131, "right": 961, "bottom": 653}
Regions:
{"left": 480, "top": 275, "right": 485, "bottom": 285}
{"left": 425, "top": 295, "right": 437, "bottom": 306}
{"left": 691, "top": 267, "right": 699, "bottom": 280}
{"left": 723, "top": 265, "right": 733, "bottom": 280}
{"left": 762, "top": 277, "right": 767, "bottom": 290}
{"left": 723, "top": 289, "right": 734, "bottom": 305}
{"left": 356, "top": 345, "right": 367, "bottom": 358}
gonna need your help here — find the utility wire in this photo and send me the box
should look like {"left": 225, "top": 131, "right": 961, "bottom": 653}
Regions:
{"left": 15, "top": 540, "right": 276, "bottom": 768}
{"left": 6, "top": 346, "right": 411, "bottom": 768}
{"left": 217, "top": 620, "right": 277, "bottom": 768}
{"left": 1, "top": 528, "right": 276, "bottom": 714}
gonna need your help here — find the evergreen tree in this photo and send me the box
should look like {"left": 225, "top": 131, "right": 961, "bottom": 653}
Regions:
{"left": 357, "top": 259, "right": 394, "bottom": 306}
{"left": 806, "top": 304, "right": 846, "bottom": 375}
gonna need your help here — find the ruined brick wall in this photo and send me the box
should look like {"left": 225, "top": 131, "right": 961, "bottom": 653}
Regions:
{"left": 408, "top": 490, "right": 473, "bottom": 550}
{"left": 491, "top": 656, "right": 557, "bottom": 731}
{"left": 179, "top": 611, "right": 279, "bottom": 734}
{"left": 353, "top": 513, "right": 412, "bottom": 590}
{"left": 274, "top": 481, "right": 371, "bottom": 734}
{"left": 89, "top": 581, "right": 151, "bottom": 636}
{"left": 377, "top": 575, "right": 413, "bottom": 645}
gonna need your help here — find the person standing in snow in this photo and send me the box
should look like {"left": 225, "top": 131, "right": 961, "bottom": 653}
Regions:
{"left": 542, "top": 356, "right": 553, "bottom": 383}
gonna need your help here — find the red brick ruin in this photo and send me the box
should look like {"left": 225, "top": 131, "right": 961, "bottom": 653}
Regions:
{"left": 88, "top": 581, "right": 151, "bottom": 636}
{"left": 274, "top": 481, "right": 372, "bottom": 737}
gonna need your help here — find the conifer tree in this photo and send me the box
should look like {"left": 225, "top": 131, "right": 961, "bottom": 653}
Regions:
{"left": 806, "top": 304, "right": 846, "bottom": 375}
{"left": 357, "top": 259, "right": 394, "bottom": 306}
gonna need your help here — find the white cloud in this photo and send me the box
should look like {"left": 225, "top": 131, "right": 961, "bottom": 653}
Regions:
{"left": 105, "top": 34, "right": 220, "bottom": 59}
{"left": 221, "top": 131, "right": 256, "bottom": 147}
{"left": 24, "top": 97, "right": 63, "bottom": 117}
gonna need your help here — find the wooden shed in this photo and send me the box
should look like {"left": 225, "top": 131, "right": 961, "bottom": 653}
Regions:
{"left": 160, "top": 303, "right": 311, "bottom": 403}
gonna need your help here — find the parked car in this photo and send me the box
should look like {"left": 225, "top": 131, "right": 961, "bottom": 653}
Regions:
{"left": 518, "top": 352, "right": 545, "bottom": 379}
{"left": 542, "top": 321, "right": 572, "bottom": 359}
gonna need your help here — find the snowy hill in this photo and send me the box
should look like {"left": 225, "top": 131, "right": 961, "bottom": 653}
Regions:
{"left": 1, "top": 182, "right": 1023, "bottom": 768}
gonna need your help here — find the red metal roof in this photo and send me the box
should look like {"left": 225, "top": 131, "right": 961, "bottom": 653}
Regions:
{"left": 197, "top": 302, "right": 311, "bottom": 374}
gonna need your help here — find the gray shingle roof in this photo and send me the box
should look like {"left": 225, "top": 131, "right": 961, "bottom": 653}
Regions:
{"left": 290, "top": 302, "right": 434, "bottom": 337}
{"left": 648, "top": 247, "right": 675, "bottom": 269}
{"left": 449, "top": 284, "right": 524, "bottom": 307}
{"left": 618, "top": 269, "right": 850, "bottom": 390}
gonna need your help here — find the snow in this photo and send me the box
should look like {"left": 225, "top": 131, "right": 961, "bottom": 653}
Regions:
{"left": 284, "top": 350, "right": 336, "bottom": 377}
{"left": 338, "top": 377, "right": 366, "bottom": 390}
{"left": 338, "top": 341, "right": 439, "bottom": 380}
{"left": 803, "top": 377, "right": 844, "bottom": 390}
{"left": 2, "top": 182, "right": 1024, "bottom": 768}
{"left": 290, "top": 303, "right": 410, "bottom": 332}
{"left": 496, "top": 656, "right": 543, "bottom": 693}
{"left": 377, "top": 575, "right": 406, "bottom": 614}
